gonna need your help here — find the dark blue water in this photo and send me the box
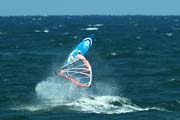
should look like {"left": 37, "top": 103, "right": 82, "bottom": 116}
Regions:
{"left": 1, "top": 16, "right": 180, "bottom": 120}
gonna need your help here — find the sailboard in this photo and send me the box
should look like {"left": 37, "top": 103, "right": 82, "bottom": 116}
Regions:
{"left": 57, "top": 54, "right": 92, "bottom": 87}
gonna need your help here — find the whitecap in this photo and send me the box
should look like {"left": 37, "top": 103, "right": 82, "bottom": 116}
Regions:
{"left": 34, "top": 30, "right": 41, "bottom": 33}
{"left": 87, "top": 24, "right": 93, "bottom": 27}
{"left": 137, "top": 47, "right": 143, "bottom": 50}
{"left": 43, "top": 29, "right": 49, "bottom": 33}
{"left": 84, "top": 28, "right": 99, "bottom": 31}
{"left": 171, "top": 27, "right": 180, "bottom": 31}
{"left": 58, "top": 25, "right": 63, "bottom": 27}
{"left": 73, "top": 36, "right": 78, "bottom": 39}
{"left": 166, "top": 33, "right": 173, "bottom": 37}
{"left": 174, "top": 19, "right": 179, "bottom": 22}
{"left": 111, "top": 52, "right": 117, "bottom": 56}
{"left": 58, "top": 43, "right": 63, "bottom": 46}
{"left": 66, "top": 96, "right": 162, "bottom": 114}
{"left": 136, "top": 36, "right": 141, "bottom": 39}
{"left": 0, "top": 32, "right": 6, "bottom": 35}
{"left": 94, "top": 24, "right": 104, "bottom": 27}
{"left": 32, "top": 18, "right": 36, "bottom": 21}
{"left": 12, "top": 76, "right": 165, "bottom": 114}
{"left": 64, "top": 32, "right": 69, "bottom": 35}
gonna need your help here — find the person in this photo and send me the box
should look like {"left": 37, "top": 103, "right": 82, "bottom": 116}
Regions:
{"left": 78, "top": 50, "right": 81, "bottom": 54}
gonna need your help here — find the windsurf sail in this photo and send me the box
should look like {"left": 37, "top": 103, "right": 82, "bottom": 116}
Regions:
{"left": 57, "top": 54, "right": 92, "bottom": 87}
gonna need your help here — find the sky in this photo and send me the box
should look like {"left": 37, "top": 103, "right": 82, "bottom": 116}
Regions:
{"left": 0, "top": 0, "right": 180, "bottom": 16}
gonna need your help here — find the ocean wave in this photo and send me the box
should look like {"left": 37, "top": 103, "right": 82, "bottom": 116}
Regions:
{"left": 66, "top": 96, "right": 160, "bottom": 114}
{"left": 12, "top": 76, "right": 163, "bottom": 114}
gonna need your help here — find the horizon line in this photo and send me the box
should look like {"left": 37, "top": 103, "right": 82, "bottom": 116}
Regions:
{"left": 0, "top": 14, "right": 180, "bottom": 17}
